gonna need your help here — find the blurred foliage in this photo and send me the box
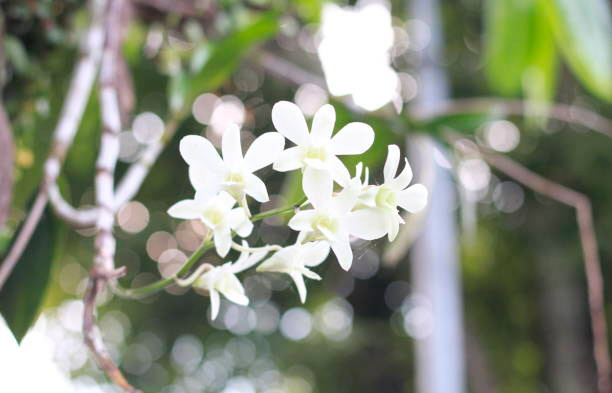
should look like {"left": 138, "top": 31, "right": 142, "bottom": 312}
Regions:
{"left": 0, "top": 0, "right": 611, "bottom": 392}
{"left": 0, "top": 205, "right": 65, "bottom": 342}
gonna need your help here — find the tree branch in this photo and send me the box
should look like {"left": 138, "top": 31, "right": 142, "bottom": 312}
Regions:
{"left": 48, "top": 184, "right": 99, "bottom": 228}
{"left": 446, "top": 132, "right": 611, "bottom": 393}
{"left": 0, "top": 14, "right": 14, "bottom": 230}
{"left": 414, "top": 98, "right": 612, "bottom": 138}
{"left": 0, "top": 0, "right": 106, "bottom": 290}
{"left": 83, "top": 1, "right": 142, "bottom": 392}
{"left": 113, "top": 111, "right": 184, "bottom": 209}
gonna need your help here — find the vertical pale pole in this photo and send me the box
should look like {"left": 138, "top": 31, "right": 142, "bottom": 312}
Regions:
{"left": 409, "top": 0, "right": 465, "bottom": 392}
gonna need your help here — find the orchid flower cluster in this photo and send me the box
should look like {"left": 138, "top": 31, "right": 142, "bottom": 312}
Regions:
{"left": 167, "top": 101, "right": 428, "bottom": 319}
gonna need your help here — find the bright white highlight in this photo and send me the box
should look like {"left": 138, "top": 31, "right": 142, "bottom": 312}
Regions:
{"left": 317, "top": 2, "right": 399, "bottom": 111}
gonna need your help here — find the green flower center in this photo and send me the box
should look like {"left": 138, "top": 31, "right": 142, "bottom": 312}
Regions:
{"left": 226, "top": 171, "right": 245, "bottom": 184}
{"left": 205, "top": 208, "right": 224, "bottom": 226}
{"left": 312, "top": 214, "right": 338, "bottom": 234}
{"left": 304, "top": 145, "right": 327, "bottom": 162}
{"left": 375, "top": 186, "right": 397, "bottom": 209}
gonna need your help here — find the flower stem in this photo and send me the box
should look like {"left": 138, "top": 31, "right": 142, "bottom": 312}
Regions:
{"left": 251, "top": 196, "right": 307, "bottom": 222}
{"left": 113, "top": 240, "right": 213, "bottom": 298}
{"left": 231, "top": 242, "right": 282, "bottom": 253}
{"left": 113, "top": 197, "right": 307, "bottom": 299}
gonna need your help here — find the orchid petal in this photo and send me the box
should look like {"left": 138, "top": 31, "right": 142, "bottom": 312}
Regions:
{"left": 331, "top": 122, "right": 374, "bottom": 155}
{"left": 180, "top": 135, "right": 223, "bottom": 171}
{"left": 221, "top": 124, "right": 243, "bottom": 165}
{"left": 310, "top": 104, "right": 335, "bottom": 142}
{"left": 301, "top": 268, "right": 322, "bottom": 281}
{"left": 302, "top": 241, "right": 330, "bottom": 267}
{"left": 228, "top": 208, "right": 253, "bottom": 237}
{"left": 244, "top": 132, "right": 285, "bottom": 172}
{"left": 332, "top": 184, "right": 359, "bottom": 215}
{"left": 289, "top": 272, "right": 308, "bottom": 303}
{"left": 216, "top": 191, "right": 237, "bottom": 212}
{"left": 331, "top": 236, "right": 353, "bottom": 271}
{"left": 345, "top": 208, "right": 388, "bottom": 240}
{"left": 210, "top": 289, "right": 220, "bottom": 320}
{"left": 214, "top": 228, "right": 232, "bottom": 257}
{"left": 389, "top": 159, "right": 413, "bottom": 191}
{"left": 272, "top": 101, "right": 310, "bottom": 145}
{"left": 387, "top": 214, "right": 401, "bottom": 242}
{"left": 303, "top": 166, "right": 333, "bottom": 210}
{"left": 288, "top": 210, "right": 316, "bottom": 232}
{"left": 189, "top": 166, "right": 222, "bottom": 197}
{"left": 219, "top": 274, "right": 249, "bottom": 306}
{"left": 244, "top": 173, "right": 269, "bottom": 202}
{"left": 398, "top": 184, "right": 428, "bottom": 213}
{"left": 273, "top": 146, "right": 304, "bottom": 172}
{"left": 328, "top": 156, "right": 351, "bottom": 186}
{"left": 384, "top": 145, "right": 400, "bottom": 183}
{"left": 168, "top": 199, "right": 201, "bottom": 219}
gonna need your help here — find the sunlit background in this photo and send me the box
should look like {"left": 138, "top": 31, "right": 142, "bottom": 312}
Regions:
{"left": 1, "top": 0, "right": 611, "bottom": 392}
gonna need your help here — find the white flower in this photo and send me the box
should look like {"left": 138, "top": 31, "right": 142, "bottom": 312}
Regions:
{"left": 257, "top": 242, "right": 330, "bottom": 303}
{"left": 288, "top": 179, "right": 385, "bottom": 271}
{"left": 179, "top": 124, "right": 285, "bottom": 213}
{"left": 271, "top": 101, "right": 374, "bottom": 202}
{"left": 193, "top": 244, "right": 267, "bottom": 320}
{"left": 350, "top": 145, "right": 428, "bottom": 241}
{"left": 167, "top": 191, "right": 253, "bottom": 257}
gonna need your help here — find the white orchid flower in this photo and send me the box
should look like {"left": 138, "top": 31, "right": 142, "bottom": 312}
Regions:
{"left": 179, "top": 124, "right": 285, "bottom": 214}
{"left": 193, "top": 243, "right": 268, "bottom": 320}
{"left": 167, "top": 191, "right": 253, "bottom": 257}
{"left": 288, "top": 178, "right": 385, "bottom": 271}
{"left": 271, "top": 101, "right": 374, "bottom": 202}
{"left": 257, "top": 241, "right": 330, "bottom": 303}
{"left": 350, "top": 145, "right": 428, "bottom": 242}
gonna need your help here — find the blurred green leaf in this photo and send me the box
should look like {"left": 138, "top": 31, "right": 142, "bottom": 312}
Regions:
{"left": 544, "top": 0, "right": 612, "bottom": 102}
{"left": 186, "top": 10, "right": 279, "bottom": 103}
{"left": 295, "top": 0, "right": 324, "bottom": 23}
{"left": 168, "top": 71, "right": 188, "bottom": 114}
{"left": 523, "top": 1, "right": 557, "bottom": 104}
{"left": 412, "top": 113, "right": 499, "bottom": 137}
{"left": 4, "top": 35, "right": 30, "bottom": 76}
{"left": 484, "top": 0, "right": 533, "bottom": 95}
{"left": 484, "top": 0, "right": 557, "bottom": 102}
{"left": 0, "top": 206, "right": 65, "bottom": 342}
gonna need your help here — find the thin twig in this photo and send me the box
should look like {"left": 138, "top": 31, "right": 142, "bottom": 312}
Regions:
{"left": 48, "top": 184, "right": 99, "bottom": 228}
{"left": 446, "top": 131, "right": 611, "bottom": 393}
{"left": 257, "top": 51, "right": 326, "bottom": 88}
{"left": 113, "top": 112, "right": 183, "bottom": 209}
{"left": 0, "top": 0, "right": 106, "bottom": 290}
{"left": 414, "top": 98, "right": 612, "bottom": 138}
{"left": 0, "top": 14, "right": 14, "bottom": 229}
{"left": 83, "top": 1, "right": 142, "bottom": 392}
{"left": 131, "top": 0, "right": 216, "bottom": 20}
{"left": 0, "top": 100, "right": 13, "bottom": 229}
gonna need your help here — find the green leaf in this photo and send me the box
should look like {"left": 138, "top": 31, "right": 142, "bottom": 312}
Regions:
{"left": 544, "top": 0, "right": 612, "bottom": 102}
{"left": 484, "top": 0, "right": 534, "bottom": 95}
{"left": 4, "top": 35, "right": 30, "bottom": 76}
{"left": 186, "top": 11, "right": 279, "bottom": 103}
{"left": 523, "top": 1, "right": 558, "bottom": 104}
{"left": 0, "top": 206, "right": 64, "bottom": 342}
{"left": 168, "top": 71, "right": 189, "bottom": 114}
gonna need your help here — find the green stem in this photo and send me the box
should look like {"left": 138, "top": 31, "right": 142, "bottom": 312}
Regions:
{"left": 114, "top": 196, "right": 307, "bottom": 299}
{"left": 251, "top": 196, "right": 307, "bottom": 222}
{"left": 114, "top": 240, "right": 213, "bottom": 299}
